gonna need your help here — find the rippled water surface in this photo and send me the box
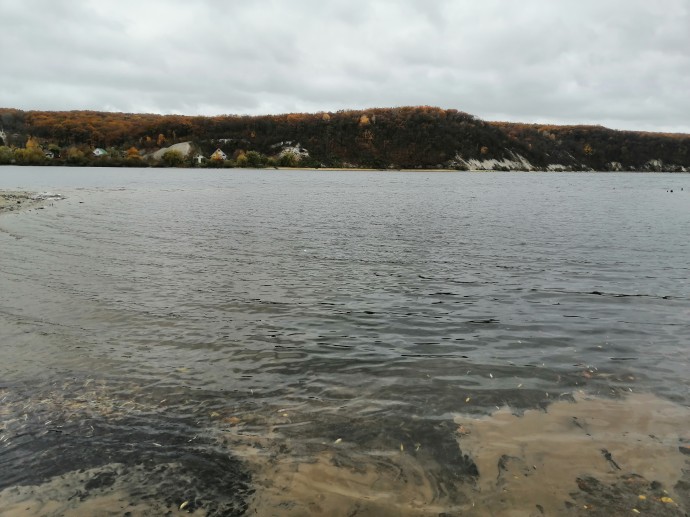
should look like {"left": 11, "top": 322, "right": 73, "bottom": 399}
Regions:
{"left": 1, "top": 167, "right": 689, "bottom": 515}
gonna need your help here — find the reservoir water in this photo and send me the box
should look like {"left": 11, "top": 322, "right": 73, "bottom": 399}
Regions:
{"left": 1, "top": 167, "right": 689, "bottom": 515}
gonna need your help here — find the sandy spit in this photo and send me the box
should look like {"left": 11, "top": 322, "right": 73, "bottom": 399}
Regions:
{"left": 0, "top": 191, "right": 64, "bottom": 215}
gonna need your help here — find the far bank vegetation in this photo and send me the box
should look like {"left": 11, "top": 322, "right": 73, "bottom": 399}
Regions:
{"left": 1, "top": 107, "right": 689, "bottom": 171}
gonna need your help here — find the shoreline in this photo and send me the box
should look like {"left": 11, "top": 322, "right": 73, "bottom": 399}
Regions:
{"left": 2, "top": 164, "right": 690, "bottom": 173}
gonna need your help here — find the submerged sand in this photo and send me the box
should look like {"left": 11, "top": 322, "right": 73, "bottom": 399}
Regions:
{"left": 224, "top": 392, "right": 690, "bottom": 516}
{"left": 456, "top": 392, "right": 689, "bottom": 516}
{"left": 0, "top": 388, "right": 688, "bottom": 516}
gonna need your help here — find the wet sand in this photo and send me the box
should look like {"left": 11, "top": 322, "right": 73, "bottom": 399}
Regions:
{"left": 0, "top": 191, "right": 63, "bottom": 215}
{"left": 0, "top": 191, "right": 40, "bottom": 213}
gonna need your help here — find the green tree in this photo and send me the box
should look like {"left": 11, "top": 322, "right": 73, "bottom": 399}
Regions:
{"left": 65, "top": 147, "right": 86, "bottom": 165}
{"left": 278, "top": 152, "right": 299, "bottom": 167}
{"left": 0, "top": 146, "right": 13, "bottom": 164}
{"left": 48, "top": 143, "right": 61, "bottom": 158}
{"left": 14, "top": 147, "right": 45, "bottom": 165}
{"left": 161, "top": 149, "right": 184, "bottom": 167}
{"left": 245, "top": 150, "right": 266, "bottom": 167}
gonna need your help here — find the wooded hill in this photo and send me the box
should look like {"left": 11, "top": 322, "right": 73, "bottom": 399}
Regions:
{"left": 1, "top": 106, "right": 688, "bottom": 171}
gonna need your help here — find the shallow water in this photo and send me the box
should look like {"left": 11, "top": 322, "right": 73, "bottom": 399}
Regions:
{"left": 0, "top": 167, "right": 689, "bottom": 515}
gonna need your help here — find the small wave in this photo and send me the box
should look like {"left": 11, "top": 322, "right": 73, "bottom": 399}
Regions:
{"left": 30, "top": 192, "right": 65, "bottom": 201}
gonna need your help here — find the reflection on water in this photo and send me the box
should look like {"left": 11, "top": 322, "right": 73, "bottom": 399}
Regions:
{"left": 0, "top": 168, "right": 689, "bottom": 515}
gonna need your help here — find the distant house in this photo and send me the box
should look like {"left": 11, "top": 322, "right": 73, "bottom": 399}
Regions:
{"left": 44, "top": 151, "right": 54, "bottom": 159}
{"left": 210, "top": 149, "right": 227, "bottom": 161}
{"left": 194, "top": 154, "right": 205, "bottom": 164}
{"left": 0, "top": 128, "right": 6, "bottom": 146}
{"left": 93, "top": 148, "right": 108, "bottom": 157}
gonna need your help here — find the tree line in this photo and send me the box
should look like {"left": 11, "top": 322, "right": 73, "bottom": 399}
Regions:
{"left": 1, "top": 106, "right": 689, "bottom": 170}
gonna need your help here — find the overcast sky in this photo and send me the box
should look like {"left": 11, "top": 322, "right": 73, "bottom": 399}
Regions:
{"left": 1, "top": 0, "right": 689, "bottom": 132}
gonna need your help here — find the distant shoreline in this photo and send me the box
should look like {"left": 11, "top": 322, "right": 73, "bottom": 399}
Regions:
{"left": 1, "top": 164, "right": 688, "bottom": 174}
{"left": 3, "top": 107, "right": 690, "bottom": 172}
{"left": 274, "top": 167, "right": 689, "bottom": 173}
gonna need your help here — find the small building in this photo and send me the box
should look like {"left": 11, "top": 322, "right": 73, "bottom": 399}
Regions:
{"left": 93, "top": 148, "right": 108, "bottom": 157}
{"left": 194, "top": 154, "right": 205, "bottom": 164}
{"left": 210, "top": 149, "right": 227, "bottom": 161}
{"left": 44, "top": 151, "right": 54, "bottom": 159}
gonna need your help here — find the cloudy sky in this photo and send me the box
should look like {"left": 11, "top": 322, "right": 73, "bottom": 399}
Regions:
{"left": 2, "top": 0, "right": 689, "bottom": 132}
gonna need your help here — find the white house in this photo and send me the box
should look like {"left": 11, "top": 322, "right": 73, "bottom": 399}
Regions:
{"left": 194, "top": 154, "right": 205, "bottom": 164}
{"left": 93, "top": 148, "right": 108, "bottom": 157}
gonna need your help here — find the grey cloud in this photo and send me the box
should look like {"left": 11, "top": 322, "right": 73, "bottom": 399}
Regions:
{"left": 0, "top": 0, "right": 688, "bottom": 132}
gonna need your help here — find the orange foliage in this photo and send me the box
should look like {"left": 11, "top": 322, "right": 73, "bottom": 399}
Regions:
{"left": 2, "top": 106, "right": 689, "bottom": 170}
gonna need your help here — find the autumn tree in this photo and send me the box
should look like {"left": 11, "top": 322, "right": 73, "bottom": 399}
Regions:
{"left": 4, "top": 106, "right": 690, "bottom": 171}
{"left": 235, "top": 152, "right": 248, "bottom": 167}
{"left": 126, "top": 146, "right": 140, "bottom": 159}
{"left": 25, "top": 136, "right": 41, "bottom": 150}
{"left": 14, "top": 147, "right": 45, "bottom": 165}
